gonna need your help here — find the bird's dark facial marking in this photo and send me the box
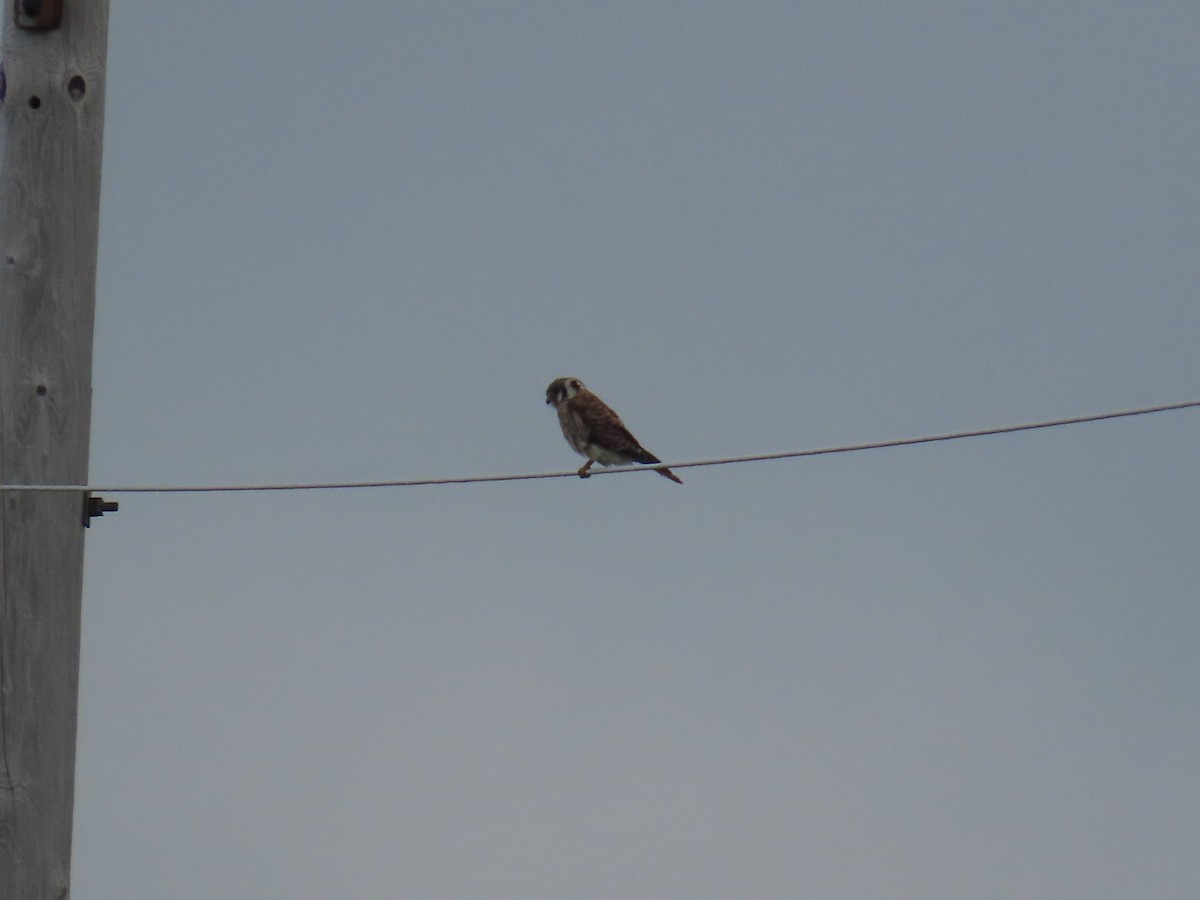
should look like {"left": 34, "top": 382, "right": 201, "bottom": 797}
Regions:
{"left": 546, "top": 377, "right": 575, "bottom": 405}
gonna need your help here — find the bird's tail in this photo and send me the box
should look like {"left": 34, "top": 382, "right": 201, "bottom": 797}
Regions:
{"left": 656, "top": 466, "right": 684, "bottom": 484}
{"left": 632, "top": 446, "right": 684, "bottom": 484}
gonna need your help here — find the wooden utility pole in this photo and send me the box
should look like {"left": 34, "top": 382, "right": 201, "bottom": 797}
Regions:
{"left": 0, "top": 2, "right": 110, "bottom": 896}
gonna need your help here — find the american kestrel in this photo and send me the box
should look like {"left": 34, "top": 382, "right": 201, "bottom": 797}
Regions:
{"left": 545, "top": 377, "right": 683, "bottom": 483}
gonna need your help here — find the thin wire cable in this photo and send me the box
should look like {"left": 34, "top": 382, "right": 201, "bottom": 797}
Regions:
{"left": 1, "top": 399, "right": 1197, "bottom": 494}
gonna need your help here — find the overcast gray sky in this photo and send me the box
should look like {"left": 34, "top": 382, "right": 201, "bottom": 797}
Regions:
{"left": 75, "top": 3, "right": 1198, "bottom": 898}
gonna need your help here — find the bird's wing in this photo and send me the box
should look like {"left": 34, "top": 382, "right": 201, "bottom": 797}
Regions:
{"left": 573, "top": 394, "right": 658, "bottom": 462}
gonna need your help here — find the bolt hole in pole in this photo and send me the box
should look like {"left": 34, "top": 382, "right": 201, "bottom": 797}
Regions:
{"left": 29, "top": 95, "right": 41, "bottom": 109}
{"left": 67, "top": 75, "right": 86, "bottom": 100}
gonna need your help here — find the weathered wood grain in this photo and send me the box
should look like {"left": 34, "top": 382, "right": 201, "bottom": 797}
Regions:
{"left": 1, "top": 3, "right": 109, "bottom": 897}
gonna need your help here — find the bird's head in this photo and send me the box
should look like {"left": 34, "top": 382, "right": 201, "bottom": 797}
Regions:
{"left": 545, "top": 377, "right": 584, "bottom": 407}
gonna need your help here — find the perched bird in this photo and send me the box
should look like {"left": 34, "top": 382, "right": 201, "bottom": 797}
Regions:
{"left": 545, "top": 377, "right": 683, "bottom": 484}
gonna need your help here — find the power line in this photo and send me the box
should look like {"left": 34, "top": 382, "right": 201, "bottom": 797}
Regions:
{"left": 2, "top": 399, "right": 1197, "bottom": 495}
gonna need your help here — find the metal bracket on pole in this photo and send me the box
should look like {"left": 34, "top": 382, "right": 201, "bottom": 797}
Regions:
{"left": 15, "top": 0, "right": 62, "bottom": 30}
{"left": 83, "top": 494, "right": 119, "bottom": 527}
